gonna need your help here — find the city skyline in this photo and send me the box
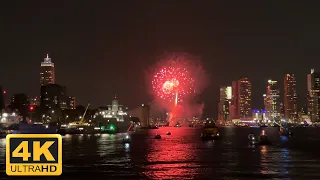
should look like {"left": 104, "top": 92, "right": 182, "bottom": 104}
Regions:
{"left": 1, "top": 52, "right": 319, "bottom": 119}
{"left": 1, "top": 1, "right": 319, "bottom": 118}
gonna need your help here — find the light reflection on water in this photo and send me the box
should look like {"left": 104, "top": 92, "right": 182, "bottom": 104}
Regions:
{"left": 0, "top": 128, "right": 320, "bottom": 179}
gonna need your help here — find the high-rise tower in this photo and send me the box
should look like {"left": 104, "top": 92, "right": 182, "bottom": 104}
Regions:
{"left": 40, "top": 53, "right": 55, "bottom": 86}
{"left": 284, "top": 74, "right": 297, "bottom": 121}
{"left": 218, "top": 86, "right": 232, "bottom": 121}
{"left": 307, "top": 69, "right": 320, "bottom": 122}
{"left": 231, "top": 78, "right": 252, "bottom": 120}
{"left": 265, "top": 80, "right": 281, "bottom": 121}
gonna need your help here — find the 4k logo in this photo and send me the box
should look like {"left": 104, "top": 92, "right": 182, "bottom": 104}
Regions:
{"left": 6, "top": 134, "right": 62, "bottom": 176}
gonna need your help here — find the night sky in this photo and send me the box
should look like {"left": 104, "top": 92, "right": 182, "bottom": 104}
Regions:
{"left": 1, "top": 1, "right": 320, "bottom": 118}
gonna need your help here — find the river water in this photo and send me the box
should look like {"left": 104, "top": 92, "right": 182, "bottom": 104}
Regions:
{"left": 1, "top": 127, "right": 320, "bottom": 179}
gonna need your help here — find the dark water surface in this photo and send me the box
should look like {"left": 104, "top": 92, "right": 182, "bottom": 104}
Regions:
{"left": 1, "top": 127, "right": 320, "bottom": 179}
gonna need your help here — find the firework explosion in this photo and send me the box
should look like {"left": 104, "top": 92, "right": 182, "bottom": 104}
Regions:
{"left": 152, "top": 63, "right": 195, "bottom": 105}
{"left": 149, "top": 53, "right": 208, "bottom": 126}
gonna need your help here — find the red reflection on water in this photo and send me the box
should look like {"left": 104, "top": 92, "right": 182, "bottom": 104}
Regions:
{"left": 143, "top": 127, "right": 200, "bottom": 179}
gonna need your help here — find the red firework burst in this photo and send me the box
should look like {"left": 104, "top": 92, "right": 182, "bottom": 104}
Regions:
{"left": 152, "top": 64, "right": 195, "bottom": 104}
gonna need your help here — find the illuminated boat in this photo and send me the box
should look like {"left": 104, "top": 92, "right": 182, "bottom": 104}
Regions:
{"left": 122, "top": 135, "right": 131, "bottom": 143}
{"left": 258, "top": 130, "right": 271, "bottom": 145}
{"left": 174, "top": 123, "right": 181, "bottom": 127}
{"left": 200, "top": 121, "right": 220, "bottom": 140}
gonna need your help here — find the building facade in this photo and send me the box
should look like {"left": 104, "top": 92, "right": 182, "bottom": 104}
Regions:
{"left": 218, "top": 86, "right": 232, "bottom": 121}
{"left": 40, "top": 84, "right": 67, "bottom": 110}
{"left": 284, "top": 74, "right": 297, "bottom": 121}
{"left": 67, "top": 96, "right": 76, "bottom": 109}
{"left": 40, "top": 54, "right": 55, "bottom": 86}
{"left": 231, "top": 78, "right": 252, "bottom": 120}
{"left": 98, "top": 96, "right": 127, "bottom": 122}
{"left": 265, "top": 80, "right": 281, "bottom": 121}
{"left": 307, "top": 69, "right": 320, "bottom": 122}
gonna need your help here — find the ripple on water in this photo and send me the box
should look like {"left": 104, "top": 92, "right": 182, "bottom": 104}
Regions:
{"left": 1, "top": 127, "right": 320, "bottom": 179}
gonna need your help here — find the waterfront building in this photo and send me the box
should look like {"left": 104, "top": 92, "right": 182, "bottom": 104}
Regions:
{"left": 265, "top": 80, "right": 281, "bottom": 121}
{"left": 231, "top": 78, "right": 252, "bottom": 120}
{"left": 252, "top": 109, "right": 267, "bottom": 121}
{"left": 9, "top": 93, "right": 29, "bottom": 118}
{"left": 307, "top": 69, "right": 320, "bottom": 122}
{"left": 98, "top": 95, "right": 127, "bottom": 122}
{"left": 40, "top": 84, "right": 67, "bottom": 110}
{"left": 40, "top": 53, "right": 55, "bottom": 86}
{"left": 218, "top": 86, "right": 232, "bottom": 121}
{"left": 0, "top": 110, "right": 22, "bottom": 126}
{"left": 284, "top": 74, "right": 297, "bottom": 121}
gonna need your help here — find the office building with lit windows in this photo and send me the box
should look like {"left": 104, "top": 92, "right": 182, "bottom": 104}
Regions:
{"left": 284, "top": 74, "right": 297, "bottom": 121}
{"left": 67, "top": 96, "right": 76, "bottom": 109}
{"left": 307, "top": 69, "right": 320, "bottom": 122}
{"left": 231, "top": 78, "right": 252, "bottom": 120}
{"left": 265, "top": 80, "right": 281, "bottom": 121}
{"left": 40, "top": 54, "right": 55, "bottom": 86}
{"left": 40, "top": 84, "right": 67, "bottom": 110}
{"left": 218, "top": 86, "right": 232, "bottom": 121}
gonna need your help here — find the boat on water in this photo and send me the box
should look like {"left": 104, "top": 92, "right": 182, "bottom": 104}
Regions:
{"left": 0, "top": 122, "right": 57, "bottom": 135}
{"left": 12, "top": 122, "right": 57, "bottom": 134}
{"left": 174, "top": 123, "right": 181, "bottom": 128}
{"left": 200, "top": 121, "right": 220, "bottom": 140}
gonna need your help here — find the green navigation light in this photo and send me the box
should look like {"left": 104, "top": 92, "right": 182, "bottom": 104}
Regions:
{"left": 109, "top": 125, "right": 115, "bottom": 131}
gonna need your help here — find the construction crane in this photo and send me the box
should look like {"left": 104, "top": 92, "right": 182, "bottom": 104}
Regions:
{"left": 79, "top": 103, "right": 90, "bottom": 125}
{"left": 69, "top": 103, "right": 90, "bottom": 127}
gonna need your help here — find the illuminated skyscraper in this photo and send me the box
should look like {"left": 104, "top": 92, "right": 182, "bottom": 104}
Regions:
{"left": 218, "top": 86, "right": 232, "bottom": 121}
{"left": 284, "top": 74, "right": 297, "bottom": 121}
{"left": 231, "top": 78, "right": 252, "bottom": 120}
{"left": 265, "top": 80, "right": 281, "bottom": 121}
{"left": 307, "top": 69, "right": 320, "bottom": 122}
{"left": 40, "top": 53, "right": 55, "bottom": 86}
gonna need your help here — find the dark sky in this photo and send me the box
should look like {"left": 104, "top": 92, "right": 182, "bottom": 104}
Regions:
{"left": 1, "top": 1, "right": 320, "bottom": 118}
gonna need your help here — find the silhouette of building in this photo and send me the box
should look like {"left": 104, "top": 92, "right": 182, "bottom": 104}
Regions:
{"left": 40, "top": 84, "right": 67, "bottom": 110}
{"left": 9, "top": 93, "right": 29, "bottom": 118}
